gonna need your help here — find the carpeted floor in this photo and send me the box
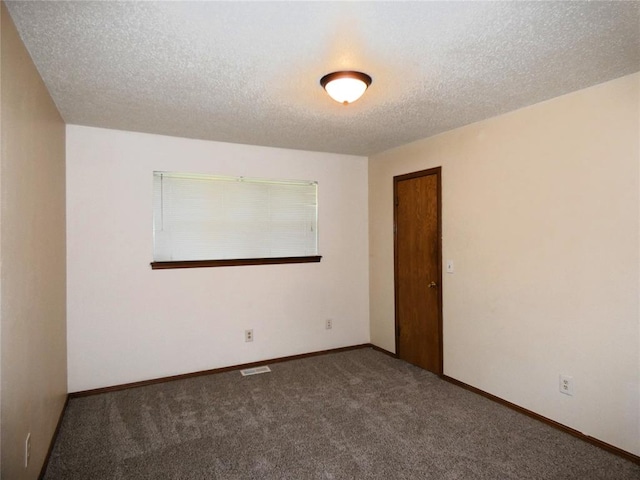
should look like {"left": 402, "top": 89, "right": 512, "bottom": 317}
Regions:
{"left": 44, "top": 348, "right": 639, "bottom": 479}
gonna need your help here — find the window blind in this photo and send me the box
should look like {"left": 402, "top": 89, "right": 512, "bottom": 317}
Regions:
{"left": 153, "top": 172, "right": 318, "bottom": 262}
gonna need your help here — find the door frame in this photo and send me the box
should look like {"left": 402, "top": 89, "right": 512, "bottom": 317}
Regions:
{"left": 393, "top": 166, "right": 443, "bottom": 375}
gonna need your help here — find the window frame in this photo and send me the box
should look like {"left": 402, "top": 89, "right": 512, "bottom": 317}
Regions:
{"left": 150, "top": 171, "right": 321, "bottom": 269}
{"left": 150, "top": 255, "right": 322, "bottom": 270}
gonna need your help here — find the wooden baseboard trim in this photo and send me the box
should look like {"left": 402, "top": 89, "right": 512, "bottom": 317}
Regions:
{"left": 441, "top": 375, "right": 640, "bottom": 465}
{"left": 38, "top": 394, "right": 70, "bottom": 480}
{"left": 41, "top": 350, "right": 640, "bottom": 472}
{"left": 69, "top": 343, "right": 373, "bottom": 398}
{"left": 370, "top": 344, "right": 397, "bottom": 358}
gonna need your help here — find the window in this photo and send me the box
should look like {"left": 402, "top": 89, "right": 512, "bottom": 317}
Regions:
{"left": 151, "top": 172, "right": 320, "bottom": 269}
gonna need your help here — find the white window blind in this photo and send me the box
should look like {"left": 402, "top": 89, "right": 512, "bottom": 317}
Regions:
{"left": 153, "top": 172, "right": 318, "bottom": 262}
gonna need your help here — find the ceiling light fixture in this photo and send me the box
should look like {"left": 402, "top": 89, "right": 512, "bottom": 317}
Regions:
{"left": 320, "top": 71, "right": 372, "bottom": 105}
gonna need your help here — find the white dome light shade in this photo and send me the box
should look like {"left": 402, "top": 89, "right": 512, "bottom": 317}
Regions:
{"left": 320, "top": 71, "right": 372, "bottom": 105}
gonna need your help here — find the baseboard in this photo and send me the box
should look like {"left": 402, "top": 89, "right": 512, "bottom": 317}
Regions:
{"left": 38, "top": 394, "right": 70, "bottom": 480}
{"left": 370, "top": 344, "right": 397, "bottom": 358}
{"left": 69, "top": 343, "right": 373, "bottom": 398}
{"left": 441, "top": 375, "right": 640, "bottom": 466}
{"left": 41, "top": 348, "right": 640, "bottom": 472}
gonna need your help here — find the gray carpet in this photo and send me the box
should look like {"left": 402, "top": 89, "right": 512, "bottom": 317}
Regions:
{"left": 44, "top": 348, "right": 640, "bottom": 479}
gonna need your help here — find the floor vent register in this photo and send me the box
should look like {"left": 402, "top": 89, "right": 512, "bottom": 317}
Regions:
{"left": 240, "top": 366, "right": 272, "bottom": 377}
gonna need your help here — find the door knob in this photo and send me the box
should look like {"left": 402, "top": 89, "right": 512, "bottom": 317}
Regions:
{"left": 428, "top": 281, "right": 438, "bottom": 288}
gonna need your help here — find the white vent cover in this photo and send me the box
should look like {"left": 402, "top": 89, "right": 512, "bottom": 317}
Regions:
{"left": 240, "top": 366, "right": 271, "bottom": 377}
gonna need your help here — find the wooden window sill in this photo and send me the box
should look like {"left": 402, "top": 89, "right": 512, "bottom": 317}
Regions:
{"left": 151, "top": 256, "right": 322, "bottom": 270}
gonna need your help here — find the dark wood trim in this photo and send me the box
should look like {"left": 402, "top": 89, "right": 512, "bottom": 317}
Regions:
{"left": 435, "top": 169, "right": 443, "bottom": 374}
{"left": 151, "top": 255, "right": 322, "bottom": 270}
{"left": 441, "top": 375, "right": 640, "bottom": 465}
{"left": 393, "top": 177, "right": 399, "bottom": 355}
{"left": 370, "top": 344, "right": 398, "bottom": 358}
{"left": 41, "top": 349, "right": 640, "bottom": 468}
{"left": 38, "top": 394, "right": 70, "bottom": 480}
{"left": 393, "top": 167, "right": 443, "bottom": 374}
{"left": 70, "top": 344, "right": 372, "bottom": 398}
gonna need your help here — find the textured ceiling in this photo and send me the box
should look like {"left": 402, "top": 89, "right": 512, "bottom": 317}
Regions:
{"left": 5, "top": 1, "right": 640, "bottom": 156}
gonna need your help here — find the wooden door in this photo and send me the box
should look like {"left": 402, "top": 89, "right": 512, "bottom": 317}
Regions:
{"left": 394, "top": 167, "right": 442, "bottom": 374}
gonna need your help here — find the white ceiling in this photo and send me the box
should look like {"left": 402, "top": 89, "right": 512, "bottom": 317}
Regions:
{"left": 6, "top": 1, "right": 640, "bottom": 156}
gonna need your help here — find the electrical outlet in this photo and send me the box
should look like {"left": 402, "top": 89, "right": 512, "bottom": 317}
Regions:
{"left": 245, "top": 329, "right": 253, "bottom": 342}
{"left": 25, "top": 433, "right": 31, "bottom": 468}
{"left": 326, "top": 319, "right": 332, "bottom": 330}
{"left": 559, "top": 374, "right": 574, "bottom": 396}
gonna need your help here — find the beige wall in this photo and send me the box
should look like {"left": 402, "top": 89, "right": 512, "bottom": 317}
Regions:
{"left": 66, "top": 125, "right": 369, "bottom": 392}
{"left": 369, "top": 73, "right": 640, "bottom": 455}
{"left": 1, "top": 3, "right": 67, "bottom": 478}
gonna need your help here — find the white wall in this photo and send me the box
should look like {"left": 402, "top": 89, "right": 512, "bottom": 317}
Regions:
{"left": 369, "top": 73, "right": 640, "bottom": 455}
{"left": 67, "top": 126, "right": 369, "bottom": 392}
{"left": 1, "top": 3, "right": 67, "bottom": 478}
